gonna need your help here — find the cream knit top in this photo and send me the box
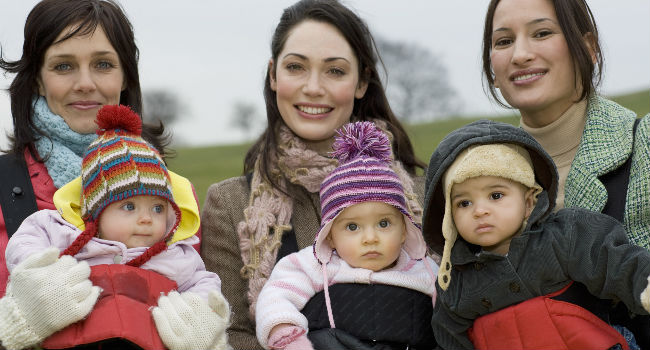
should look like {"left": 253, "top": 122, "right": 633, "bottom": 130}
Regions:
{"left": 520, "top": 100, "right": 588, "bottom": 210}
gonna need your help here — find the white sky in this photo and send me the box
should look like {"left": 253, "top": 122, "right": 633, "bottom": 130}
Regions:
{"left": 1, "top": 0, "right": 648, "bottom": 147}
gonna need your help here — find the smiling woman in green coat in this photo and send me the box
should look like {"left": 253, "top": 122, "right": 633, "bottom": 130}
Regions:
{"left": 482, "top": 0, "right": 650, "bottom": 248}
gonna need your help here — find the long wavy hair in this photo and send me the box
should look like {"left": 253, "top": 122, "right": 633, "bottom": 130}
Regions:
{"left": 244, "top": 0, "right": 424, "bottom": 196}
{"left": 0, "top": 0, "right": 170, "bottom": 158}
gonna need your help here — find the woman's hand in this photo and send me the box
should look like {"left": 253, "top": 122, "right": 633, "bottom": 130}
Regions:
{"left": 152, "top": 290, "right": 232, "bottom": 350}
{"left": 0, "top": 247, "right": 100, "bottom": 349}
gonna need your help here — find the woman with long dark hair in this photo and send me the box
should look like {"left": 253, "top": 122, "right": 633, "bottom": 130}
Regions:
{"left": 0, "top": 1, "right": 172, "bottom": 348}
{"left": 200, "top": 1, "right": 427, "bottom": 348}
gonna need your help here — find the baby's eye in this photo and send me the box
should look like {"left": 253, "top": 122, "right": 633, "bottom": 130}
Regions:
{"left": 346, "top": 223, "right": 358, "bottom": 231}
{"left": 121, "top": 202, "right": 135, "bottom": 211}
{"left": 378, "top": 219, "right": 390, "bottom": 228}
{"left": 457, "top": 200, "right": 471, "bottom": 208}
{"left": 152, "top": 204, "right": 164, "bottom": 214}
{"left": 490, "top": 192, "right": 504, "bottom": 200}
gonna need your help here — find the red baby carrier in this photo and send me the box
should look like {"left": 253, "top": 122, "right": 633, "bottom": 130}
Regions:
{"left": 468, "top": 282, "right": 628, "bottom": 350}
{"left": 42, "top": 219, "right": 176, "bottom": 349}
{"left": 42, "top": 264, "right": 176, "bottom": 350}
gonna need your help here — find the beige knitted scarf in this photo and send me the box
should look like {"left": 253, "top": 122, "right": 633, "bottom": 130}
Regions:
{"left": 237, "top": 120, "right": 423, "bottom": 318}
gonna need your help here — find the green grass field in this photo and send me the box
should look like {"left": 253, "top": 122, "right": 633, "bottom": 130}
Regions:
{"left": 167, "top": 89, "right": 649, "bottom": 205}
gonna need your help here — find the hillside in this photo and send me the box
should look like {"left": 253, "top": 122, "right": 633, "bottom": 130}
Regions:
{"left": 167, "top": 89, "right": 649, "bottom": 205}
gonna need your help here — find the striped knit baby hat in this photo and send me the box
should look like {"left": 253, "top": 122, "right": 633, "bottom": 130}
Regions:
{"left": 81, "top": 105, "right": 175, "bottom": 221}
{"left": 313, "top": 121, "right": 426, "bottom": 264}
{"left": 61, "top": 105, "right": 180, "bottom": 267}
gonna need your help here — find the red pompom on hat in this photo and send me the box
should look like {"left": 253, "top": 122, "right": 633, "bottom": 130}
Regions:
{"left": 95, "top": 104, "right": 142, "bottom": 135}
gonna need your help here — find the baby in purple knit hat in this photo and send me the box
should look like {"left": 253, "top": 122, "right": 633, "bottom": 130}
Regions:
{"left": 255, "top": 121, "right": 439, "bottom": 350}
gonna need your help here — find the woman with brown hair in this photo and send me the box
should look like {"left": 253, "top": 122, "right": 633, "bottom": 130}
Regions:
{"left": 482, "top": 0, "right": 649, "bottom": 247}
{"left": 481, "top": 0, "right": 650, "bottom": 346}
{"left": 200, "top": 0, "right": 426, "bottom": 348}
{"left": 0, "top": 1, "right": 171, "bottom": 348}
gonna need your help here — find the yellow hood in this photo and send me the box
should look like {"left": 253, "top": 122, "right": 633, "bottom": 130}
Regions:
{"left": 53, "top": 171, "right": 200, "bottom": 244}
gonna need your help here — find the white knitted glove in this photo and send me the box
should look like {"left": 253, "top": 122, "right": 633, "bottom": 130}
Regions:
{"left": 0, "top": 247, "right": 100, "bottom": 350}
{"left": 152, "top": 290, "right": 232, "bottom": 350}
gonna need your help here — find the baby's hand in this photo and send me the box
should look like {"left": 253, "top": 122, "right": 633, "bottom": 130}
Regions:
{"left": 268, "top": 324, "right": 314, "bottom": 350}
{"left": 152, "top": 290, "right": 232, "bottom": 350}
{"left": 641, "top": 275, "right": 650, "bottom": 313}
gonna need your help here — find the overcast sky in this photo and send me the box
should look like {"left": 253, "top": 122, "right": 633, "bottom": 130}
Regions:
{"left": 1, "top": 0, "right": 648, "bottom": 148}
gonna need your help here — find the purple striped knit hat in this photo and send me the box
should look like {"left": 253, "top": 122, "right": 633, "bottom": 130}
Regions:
{"left": 313, "top": 121, "right": 426, "bottom": 264}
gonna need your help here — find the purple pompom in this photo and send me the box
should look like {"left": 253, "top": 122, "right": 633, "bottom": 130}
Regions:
{"left": 331, "top": 121, "right": 391, "bottom": 163}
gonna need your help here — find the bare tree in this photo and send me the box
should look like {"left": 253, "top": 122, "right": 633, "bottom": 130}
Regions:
{"left": 230, "top": 100, "right": 259, "bottom": 140}
{"left": 143, "top": 89, "right": 181, "bottom": 125}
{"left": 376, "top": 37, "right": 460, "bottom": 122}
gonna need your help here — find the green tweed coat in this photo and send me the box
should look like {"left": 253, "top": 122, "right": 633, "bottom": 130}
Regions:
{"left": 564, "top": 95, "right": 650, "bottom": 249}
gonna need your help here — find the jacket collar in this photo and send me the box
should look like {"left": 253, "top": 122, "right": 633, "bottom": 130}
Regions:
{"left": 564, "top": 95, "right": 637, "bottom": 212}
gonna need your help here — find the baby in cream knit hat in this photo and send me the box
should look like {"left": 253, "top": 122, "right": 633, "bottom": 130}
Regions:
{"left": 423, "top": 120, "right": 650, "bottom": 350}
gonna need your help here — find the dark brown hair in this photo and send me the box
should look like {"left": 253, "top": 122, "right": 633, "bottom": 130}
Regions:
{"left": 481, "top": 0, "right": 603, "bottom": 108}
{"left": 244, "top": 0, "right": 424, "bottom": 194}
{"left": 0, "top": 0, "right": 170, "bottom": 158}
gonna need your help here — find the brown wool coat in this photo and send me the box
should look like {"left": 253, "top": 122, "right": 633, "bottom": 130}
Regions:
{"left": 201, "top": 174, "right": 425, "bottom": 350}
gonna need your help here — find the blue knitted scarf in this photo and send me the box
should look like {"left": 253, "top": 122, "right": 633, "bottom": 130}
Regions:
{"left": 32, "top": 96, "right": 97, "bottom": 188}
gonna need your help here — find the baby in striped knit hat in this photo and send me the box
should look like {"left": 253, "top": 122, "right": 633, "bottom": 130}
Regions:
{"left": 255, "top": 121, "right": 439, "bottom": 350}
{"left": 3, "top": 105, "right": 231, "bottom": 350}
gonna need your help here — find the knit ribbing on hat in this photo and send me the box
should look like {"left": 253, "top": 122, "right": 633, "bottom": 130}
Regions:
{"left": 81, "top": 105, "right": 174, "bottom": 222}
{"left": 319, "top": 121, "right": 407, "bottom": 222}
{"left": 320, "top": 160, "right": 407, "bottom": 224}
{"left": 320, "top": 121, "right": 407, "bottom": 222}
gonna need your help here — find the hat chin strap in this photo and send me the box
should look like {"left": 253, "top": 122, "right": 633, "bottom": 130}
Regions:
{"left": 437, "top": 239, "right": 454, "bottom": 291}
{"left": 60, "top": 220, "right": 167, "bottom": 267}
{"left": 61, "top": 221, "right": 97, "bottom": 258}
{"left": 322, "top": 263, "right": 336, "bottom": 329}
{"left": 125, "top": 241, "right": 167, "bottom": 267}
